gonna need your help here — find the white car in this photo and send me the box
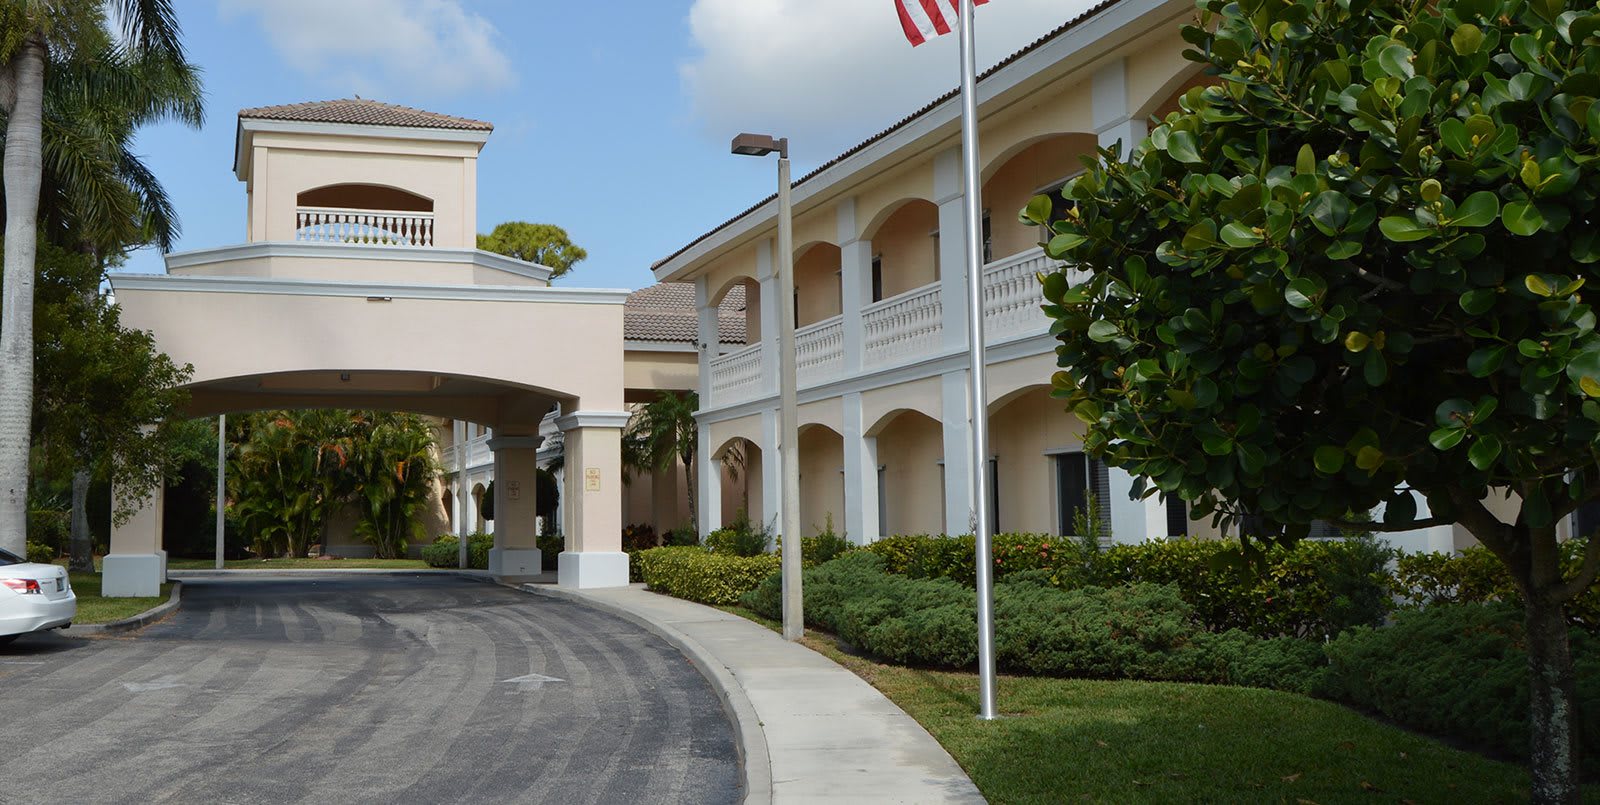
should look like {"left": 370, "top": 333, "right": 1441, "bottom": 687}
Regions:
{"left": 0, "top": 547, "right": 75, "bottom": 644}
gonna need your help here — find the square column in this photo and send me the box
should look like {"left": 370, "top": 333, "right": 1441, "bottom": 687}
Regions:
{"left": 759, "top": 408, "right": 784, "bottom": 534}
{"left": 555, "top": 411, "right": 631, "bottom": 588}
{"left": 756, "top": 238, "right": 782, "bottom": 397}
{"left": 103, "top": 483, "right": 165, "bottom": 597}
{"left": 940, "top": 370, "right": 976, "bottom": 535}
{"left": 487, "top": 435, "right": 543, "bottom": 580}
{"left": 841, "top": 392, "right": 880, "bottom": 545}
{"left": 696, "top": 424, "right": 722, "bottom": 535}
{"left": 934, "top": 148, "right": 971, "bottom": 350}
{"left": 838, "top": 197, "right": 871, "bottom": 374}
{"left": 1092, "top": 58, "right": 1149, "bottom": 159}
{"left": 695, "top": 277, "right": 719, "bottom": 401}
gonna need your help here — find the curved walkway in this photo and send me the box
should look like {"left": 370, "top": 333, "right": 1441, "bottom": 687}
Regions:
{"left": 524, "top": 582, "right": 985, "bottom": 805}
{"left": 0, "top": 575, "right": 738, "bottom": 805}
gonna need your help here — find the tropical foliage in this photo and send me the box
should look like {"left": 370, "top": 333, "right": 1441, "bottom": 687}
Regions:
{"left": 1028, "top": 0, "right": 1600, "bottom": 796}
{"left": 476, "top": 221, "right": 587, "bottom": 277}
{"left": 228, "top": 411, "right": 440, "bottom": 559}
{"left": 624, "top": 392, "right": 699, "bottom": 525}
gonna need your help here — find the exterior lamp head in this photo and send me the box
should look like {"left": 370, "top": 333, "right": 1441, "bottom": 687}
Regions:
{"left": 731, "top": 133, "right": 788, "bottom": 159}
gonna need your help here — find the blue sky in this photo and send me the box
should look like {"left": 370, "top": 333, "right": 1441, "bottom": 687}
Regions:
{"left": 121, "top": 0, "right": 1094, "bottom": 290}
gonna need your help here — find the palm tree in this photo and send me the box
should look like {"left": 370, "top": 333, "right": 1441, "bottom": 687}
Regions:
{"left": 0, "top": 0, "right": 198, "bottom": 557}
{"left": 625, "top": 392, "right": 700, "bottom": 528}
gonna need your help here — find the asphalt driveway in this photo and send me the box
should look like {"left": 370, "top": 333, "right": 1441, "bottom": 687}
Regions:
{"left": 0, "top": 575, "right": 739, "bottom": 805}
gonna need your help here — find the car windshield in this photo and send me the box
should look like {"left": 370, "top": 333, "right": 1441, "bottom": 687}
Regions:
{"left": 0, "top": 547, "right": 21, "bottom": 566}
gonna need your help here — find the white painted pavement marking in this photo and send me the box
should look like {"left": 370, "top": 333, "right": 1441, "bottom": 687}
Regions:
{"left": 122, "top": 676, "right": 187, "bottom": 692}
{"left": 500, "top": 672, "right": 563, "bottom": 691}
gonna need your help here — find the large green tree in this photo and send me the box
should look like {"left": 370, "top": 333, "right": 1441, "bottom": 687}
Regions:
{"left": 0, "top": 0, "right": 199, "bottom": 558}
{"left": 477, "top": 221, "right": 587, "bottom": 277}
{"left": 1033, "top": 0, "right": 1600, "bottom": 799}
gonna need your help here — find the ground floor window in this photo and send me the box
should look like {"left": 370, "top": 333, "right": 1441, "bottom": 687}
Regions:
{"left": 987, "top": 457, "right": 999, "bottom": 534}
{"left": 1164, "top": 493, "right": 1187, "bottom": 537}
{"left": 1054, "top": 452, "right": 1110, "bottom": 541}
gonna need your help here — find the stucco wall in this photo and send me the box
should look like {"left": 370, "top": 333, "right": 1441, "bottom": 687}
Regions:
{"left": 870, "top": 201, "right": 939, "bottom": 300}
{"left": 798, "top": 426, "right": 845, "bottom": 537}
{"left": 877, "top": 412, "right": 945, "bottom": 536}
{"left": 794, "top": 243, "right": 842, "bottom": 327}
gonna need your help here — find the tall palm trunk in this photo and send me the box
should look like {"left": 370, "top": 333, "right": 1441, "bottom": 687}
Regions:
{"left": 0, "top": 37, "right": 46, "bottom": 558}
{"left": 68, "top": 467, "right": 93, "bottom": 573}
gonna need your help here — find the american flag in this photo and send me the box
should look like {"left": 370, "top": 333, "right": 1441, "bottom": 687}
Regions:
{"left": 895, "top": 0, "right": 991, "bottom": 46}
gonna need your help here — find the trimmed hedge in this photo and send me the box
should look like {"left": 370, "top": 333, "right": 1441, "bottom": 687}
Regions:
{"left": 864, "top": 533, "right": 1392, "bottom": 639}
{"left": 25, "top": 541, "right": 55, "bottom": 564}
{"left": 422, "top": 533, "right": 492, "bottom": 569}
{"left": 637, "top": 546, "right": 781, "bottom": 605}
{"left": 1322, "top": 603, "right": 1600, "bottom": 768}
{"left": 1392, "top": 539, "right": 1598, "bottom": 632}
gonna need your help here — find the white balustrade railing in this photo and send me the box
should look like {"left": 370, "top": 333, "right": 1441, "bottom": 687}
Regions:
{"left": 710, "top": 343, "right": 764, "bottom": 404}
{"left": 862, "top": 284, "right": 943, "bottom": 368}
{"left": 796, "top": 316, "right": 844, "bottom": 386}
{"left": 295, "top": 206, "right": 435, "bottom": 247}
{"left": 982, "top": 246, "right": 1057, "bottom": 343}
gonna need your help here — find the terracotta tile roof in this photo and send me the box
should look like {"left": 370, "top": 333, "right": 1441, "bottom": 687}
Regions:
{"left": 238, "top": 98, "right": 493, "bottom": 131}
{"left": 652, "top": 0, "right": 1121, "bottom": 273}
{"left": 625, "top": 283, "right": 747, "bottom": 345}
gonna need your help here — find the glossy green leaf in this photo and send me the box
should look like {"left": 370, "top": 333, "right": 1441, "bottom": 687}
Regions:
{"left": 1467, "top": 345, "right": 1508, "bottom": 376}
{"left": 1047, "top": 232, "right": 1086, "bottom": 256}
{"left": 1305, "top": 191, "right": 1351, "bottom": 236}
{"left": 1525, "top": 274, "right": 1555, "bottom": 297}
{"left": 1220, "top": 221, "right": 1264, "bottom": 247}
{"left": 1285, "top": 277, "right": 1323, "bottom": 309}
{"left": 1451, "top": 23, "right": 1484, "bottom": 55}
{"left": 1459, "top": 288, "right": 1497, "bottom": 314}
{"left": 1313, "top": 445, "right": 1346, "bottom": 474}
{"left": 1379, "top": 44, "right": 1415, "bottom": 78}
{"left": 1451, "top": 192, "right": 1500, "bottom": 228}
{"left": 1344, "top": 331, "right": 1371, "bottom": 352}
{"left": 1087, "top": 321, "right": 1122, "bottom": 342}
{"left": 1325, "top": 239, "right": 1362, "bottom": 260}
{"left": 1355, "top": 445, "right": 1385, "bottom": 471}
{"left": 1468, "top": 434, "right": 1503, "bottom": 470}
{"left": 1166, "top": 130, "right": 1202, "bottom": 164}
{"left": 1429, "top": 427, "right": 1466, "bottom": 450}
{"left": 1504, "top": 201, "right": 1545, "bottom": 235}
{"left": 1379, "top": 216, "right": 1432, "bottom": 242}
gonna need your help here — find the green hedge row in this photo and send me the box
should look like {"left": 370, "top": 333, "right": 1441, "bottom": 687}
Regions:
{"left": 740, "top": 552, "right": 1600, "bottom": 767}
{"left": 1392, "top": 540, "right": 1597, "bottom": 631}
{"left": 422, "top": 533, "right": 493, "bottom": 569}
{"left": 864, "top": 533, "right": 1393, "bottom": 639}
{"left": 637, "top": 546, "right": 781, "bottom": 605}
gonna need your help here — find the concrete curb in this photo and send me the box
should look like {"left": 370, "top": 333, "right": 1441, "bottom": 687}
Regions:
{"left": 72, "top": 581, "right": 183, "bottom": 635}
{"left": 520, "top": 583, "right": 775, "bottom": 805}
{"left": 169, "top": 568, "right": 497, "bottom": 579}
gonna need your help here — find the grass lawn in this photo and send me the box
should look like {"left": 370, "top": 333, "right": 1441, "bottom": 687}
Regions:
{"left": 165, "top": 557, "right": 428, "bottom": 570}
{"left": 68, "top": 573, "right": 172, "bottom": 625}
{"left": 718, "top": 605, "right": 1598, "bottom": 804}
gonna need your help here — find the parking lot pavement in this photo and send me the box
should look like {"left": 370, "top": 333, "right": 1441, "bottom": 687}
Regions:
{"left": 0, "top": 574, "right": 739, "bottom": 805}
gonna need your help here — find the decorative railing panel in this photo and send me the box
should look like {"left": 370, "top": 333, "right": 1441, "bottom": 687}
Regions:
{"left": 796, "top": 317, "right": 844, "bottom": 386}
{"left": 982, "top": 246, "right": 1057, "bottom": 343}
{"left": 709, "top": 343, "right": 763, "bottom": 404}
{"left": 295, "top": 206, "right": 435, "bottom": 247}
{"left": 862, "top": 284, "right": 943, "bottom": 369}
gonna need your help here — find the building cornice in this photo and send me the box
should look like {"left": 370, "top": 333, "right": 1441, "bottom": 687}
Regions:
{"left": 623, "top": 340, "right": 700, "bottom": 353}
{"left": 554, "top": 411, "right": 633, "bottom": 431}
{"left": 234, "top": 118, "right": 490, "bottom": 180}
{"left": 163, "top": 241, "right": 555, "bottom": 283}
{"left": 107, "top": 272, "right": 630, "bottom": 306}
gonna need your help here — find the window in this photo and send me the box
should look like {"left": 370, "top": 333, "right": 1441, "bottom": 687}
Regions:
{"left": 1578, "top": 499, "right": 1600, "bottom": 538}
{"left": 871, "top": 255, "right": 884, "bottom": 303}
{"left": 877, "top": 465, "right": 888, "bottom": 536}
{"left": 1055, "top": 453, "right": 1111, "bottom": 541}
{"left": 1164, "top": 493, "right": 1188, "bottom": 537}
{"left": 987, "top": 458, "right": 1000, "bottom": 534}
{"left": 982, "top": 211, "right": 993, "bottom": 264}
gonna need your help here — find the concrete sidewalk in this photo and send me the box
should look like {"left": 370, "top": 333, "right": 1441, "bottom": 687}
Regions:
{"left": 522, "top": 582, "right": 985, "bottom": 805}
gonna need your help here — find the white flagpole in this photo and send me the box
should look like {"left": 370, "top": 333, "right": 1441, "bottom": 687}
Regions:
{"left": 957, "top": 0, "right": 998, "bottom": 720}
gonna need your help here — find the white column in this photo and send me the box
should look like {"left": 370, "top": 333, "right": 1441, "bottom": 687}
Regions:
{"left": 554, "top": 411, "right": 632, "bottom": 588}
{"left": 934, "top": 147, "right": 970, "bottom": 350}
{"left": 1106, "top": 466, "right": 1150, "bottom": 545}
{"left": 695, "top": 276, "right": 718, "bottom": 401}
{"left": 838, "top": 198, "right": 871, "bottom": 374}
{"left": 696, "top": 423, "right": 722, "bottom": 535}
{"left": 841, "top": 392, "right": 880, "bottom": 545}
{"left": 759, "top": 408, "right": 784, "bottom": 535}
{"left": 1092, "top": 58, "right": 1149, "bottom": 157}
{"left": 756, "top": 238, "right": 782, "bottom": 398}
{"left": 104, "top": 482, "right": 165, "bottom": 598}
{"left": 940, "top": 370, "right": 975, "bottom": 535}
{"left": 487, "top": 435, "right": 543, "bottom": 579}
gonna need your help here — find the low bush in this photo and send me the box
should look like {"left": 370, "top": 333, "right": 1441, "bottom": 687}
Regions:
{"left": 802, "top": 528, "right": 853, "bottom": 567}
{"left": 25, "top": 541, "right": 55, "bottom": 564}
{"left": 705, "top": 513, "right": 771, "bottom": 557}
{"left": 28, "top": 510, "right": 69, "bottom": 555}
{"left": 663, "top": 526, "right": 699, "bottom": 547}
{"left": 1320, "top": 603, "right": 1600, "bottom": 767}
{"left": 1392, "top": 539, "right": 1598, "bottom": 631}
{"left": 864, "top": 533, "right": 1392, "bottom": 639}
{"left": 638, "top": 546, "right": 780, "bottom": 605}
{"left": 422, "top": 533, "right": 492, "bottom": 569}
{"left": 741, "top": 553, "right": 1318, "bottom": 686}
{"left": 621, "top": 524, "right": 658, "bottom": 552}
{"left": 538, "top": 533, "right": 563, "bottom": 571}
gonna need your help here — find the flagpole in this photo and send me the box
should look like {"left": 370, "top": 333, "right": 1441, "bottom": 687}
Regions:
{"left": 957, "top": 0, "right": 998, "bottom": 721}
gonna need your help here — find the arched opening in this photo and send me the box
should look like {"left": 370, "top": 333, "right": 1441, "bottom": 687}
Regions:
{"left": 715, "top": 437, "right": 759, "bottom": 526}
{"left": 793, "top": 242, "right": 841, "bottom": 328}
{"left": 797, "top": 424, "right": 844, "bottom": 538}
{"left": 862, "top": 200, "right": 938, "bottom": 302}
{"left": 1136, "top": 63, "right": 1214, "bottom": 123}
{"left": 471, "top": 482, "right": 488, "bottom": 533}
{"left": 294, "top": 184, "right": 436, "bottom": 246}
{"left": 981, "top": 133, "right": 1098, "bottom": 262}
{"left": 296, "top": 184, "right": 433, "bottom": 212}
{"left": 870, "top": 410, "right": 943, "bottom": 537}
{"left": 987, "top": 386, "right": 1092, "bottom": 536}
{"left": 712, "top": 276, "right": 761, "bottom": 348}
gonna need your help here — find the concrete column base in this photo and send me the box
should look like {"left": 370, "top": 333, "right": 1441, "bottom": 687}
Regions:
{"left": 557, "top": 551, "right": 629, "bottom": 589}
{"left": 102, "top": 554, "right": 164, "bottom": 598}
{"left": 488, "top": 547, "right": 543, "bottom": 580}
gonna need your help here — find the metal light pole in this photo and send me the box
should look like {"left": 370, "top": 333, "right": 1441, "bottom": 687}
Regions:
{"left": 732, "top": 133, "right": 803, "bottom": 641}
{"left": 214, "top": 414, "right": 226, "bottom": 570}
{"left": 956, "top": 0, "right": 999, "bottom": 720}
{"left": 455, "top": 419, "right": 469, "bottom": 569}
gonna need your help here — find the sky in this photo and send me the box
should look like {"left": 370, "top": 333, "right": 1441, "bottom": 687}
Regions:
{"left": 120, "top": 0, "right": 1099, "bottom": 290}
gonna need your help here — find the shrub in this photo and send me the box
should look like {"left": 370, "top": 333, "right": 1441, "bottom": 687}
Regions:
{"left": 1392, "top": 539, "right": 1598, "bottom": 632}
{"left": 538, "top": 533, "right": 563, "bottom": 571}
{"left": 27, "top": 510, "right": 69, "bottom": 555}
{"left": 621, "top": 524, "right": 658, "bottom": 551}
{"left": 663, "top": 525, "right": 699, "bottom": 547}
{"left": 802, "top": 529, "right": 853, "bottom": 567}
{"left": 25, "top": 541, "right": 55, "bottom": 564}
{"left": 1320, "top": 603, "right": 1600, "bottom": 768}
{"left": 422, "top": 533, "right": 492, "bottom": 569}
{"left": 705, "top": 512, "right": 771, "bottom": 557}
{"left": 637, "top": 546, "right": 780, "bottom": 605}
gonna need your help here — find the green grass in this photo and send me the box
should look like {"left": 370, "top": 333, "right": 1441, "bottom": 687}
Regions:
{"left": 68, "top": 573, "right": 172, "bottom": 625}
{"left": 165, "top": 557, "right": 428, "bottom": 570}
{"left": 716, "top": 605, "right": 1598, "bottom": 804}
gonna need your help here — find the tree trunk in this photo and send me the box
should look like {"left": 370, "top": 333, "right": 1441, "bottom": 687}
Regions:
{"left": 68, "top": 468, "right": 94, "bottom": 574}
{"left": 0, "top": 37, "right": 46, "bottom": 559}
{"left": 1525, "top": 533, "right": 1582, "bottom": 804}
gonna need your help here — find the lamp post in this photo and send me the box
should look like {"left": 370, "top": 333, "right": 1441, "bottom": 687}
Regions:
{"left": 731, "top": 132, "right": 803, "bottom": 641}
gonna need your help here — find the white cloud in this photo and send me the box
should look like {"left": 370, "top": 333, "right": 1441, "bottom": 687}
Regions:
{"left": 220, "top": 0, "right": 514, "bottom": 97}
{"left": 681, "top": 0, "right": 1100, "bottom": 163}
